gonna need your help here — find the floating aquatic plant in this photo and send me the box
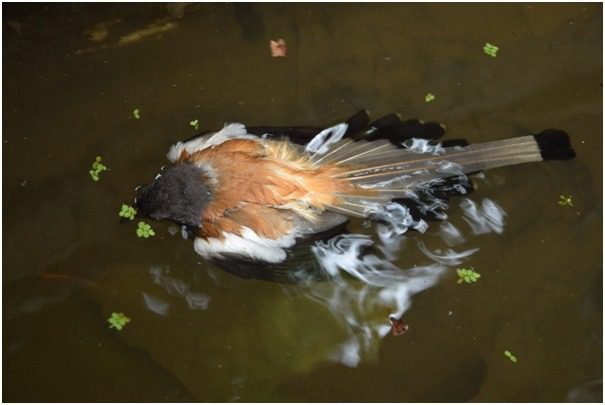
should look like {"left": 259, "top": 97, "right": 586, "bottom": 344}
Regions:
{"left": 457, "top": 267, "right": 481, "bottom": 284}
{"left": 558, "top": 195, "right": 574, "bottom": 207}
{"left": 119, "top": 204, "right": 137, "bottom": 220}
{"left": 483, "top": 42, "right": 499, "bottom": 57}
{"left": 424, "top": 92, "right": 436, "bottom": 103}
{"left": 189, "top": 119, "right": 199, "bottom": 130}
{"left": 89, "top": 156, "right": 108, "bottom": 182}
{"left": 108, "top": 312, "right": 130, "bottom": 330}
{"left": 504, "top": 349, "right": 518, "bottom": 363}
{"left": 133, "top": 108, "right": 141, "bottom": 119}
{"left": 137, "top": 221, "right": 155, "bottom": 238}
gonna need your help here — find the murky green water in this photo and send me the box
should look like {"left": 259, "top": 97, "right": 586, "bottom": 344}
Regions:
{"left": 3, "top": 3, "right": 602, "bottom": 402}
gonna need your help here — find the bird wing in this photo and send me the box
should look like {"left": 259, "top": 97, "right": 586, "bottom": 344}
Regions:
{"left": 181, "top": 136, "right": 356, "bottom": 263}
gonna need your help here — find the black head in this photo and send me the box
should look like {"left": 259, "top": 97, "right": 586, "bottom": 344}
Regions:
{"left": 134, "top": 162, "right": 212, "bottom": 228}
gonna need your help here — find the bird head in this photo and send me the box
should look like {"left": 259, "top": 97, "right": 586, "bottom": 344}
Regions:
{"left": 134, "top": 162, "right": 212, "bottom": 229}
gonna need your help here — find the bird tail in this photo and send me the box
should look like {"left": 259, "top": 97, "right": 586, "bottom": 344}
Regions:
{"left": 317, "top": 129, "right": 575, "bottom": 218}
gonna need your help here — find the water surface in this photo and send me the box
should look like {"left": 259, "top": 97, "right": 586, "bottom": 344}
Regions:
{"left": 3, "top": 3, "right": 602, "bottom": 402}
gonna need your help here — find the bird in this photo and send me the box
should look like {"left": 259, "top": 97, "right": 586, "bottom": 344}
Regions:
{"left": 134, "top": 111, "right": 575, "bottom": 264}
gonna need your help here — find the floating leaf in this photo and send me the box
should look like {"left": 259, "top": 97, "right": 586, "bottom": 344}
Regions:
{"left": 389, "top": 317, "right": 409, "bottom": 336}
{"left": 108, "top": 312, "right": 130, "bottom": 330}
{"left": 133, "top": 108, "right": 141, "bottom": 119}
{"left": 504, "top": 349, "right": 518, "bottom": 363}
{"left": 456, "top": 267, "right": 481, "bottom": 284}
{"left": 558, "top": 195, "right": 574, "bottom": 207}
{"left": 137, "top": 221, "right": 155, "bottom": 238}
{"left": 189, "top": 119, "right": 199, "bottom": 130}
{"left": 483, "top": 42, "right": 499, "bottom": 57}
{"left": 89, "top": 156, "right": 108, "bottom": 181}
{"left": 269, "top": 38, "right": 287, "bottom": 57}
{"left": 425, "top": 92, "right": 436, "bottom": 103}
{"left": 119, "top": 204, "right": 137, "bottom": 220}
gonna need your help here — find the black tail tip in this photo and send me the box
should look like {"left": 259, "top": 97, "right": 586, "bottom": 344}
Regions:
{"left": 534, "top": 129, "right": 576, "bottom": 161}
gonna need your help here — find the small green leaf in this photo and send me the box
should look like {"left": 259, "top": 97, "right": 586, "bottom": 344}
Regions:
{"left": 483, "top": 42, "right": 499, "bottom": 57}
{"left": 133, "top": 108, "right": 141, "bottom": 119}
{"left": 107, "top": 312, "right": 130, "bottom": 330}
{"left": 504, "top": 350, "right": 518, "bottom": 363}
{"left": 558, "top": 195, "right": 574, "bottom": 207}
{"left": 90, "top": 156, "right": 108, "bottom": 181}
{"left": 119, "top": 204, "right": 137, "bottom": 220}
{"left": 456, "top": 267, "right": 481, "bottom": 284}
{"left": 424, "top": 93, "right": 435, "bottom": 103}
{"left": 189, "top": 119, "right": 200, "bottom": 130}
{"left": 136, "top": 221, "right": 155, "bottom": 238}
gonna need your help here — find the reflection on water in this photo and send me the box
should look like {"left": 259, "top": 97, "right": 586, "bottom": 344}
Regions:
{"left": 3, "top": 2, "right": 602, "bottom": 402}
{"left": 308, "top": 234, "right": 447, "bottom": 367}
{"left": 96, "top": 182, "right": 512, "bottom": 400}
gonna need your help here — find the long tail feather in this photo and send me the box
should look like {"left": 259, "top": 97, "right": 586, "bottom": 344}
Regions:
{"left": 324, "top": 130, "right": 574, "bottom": 218}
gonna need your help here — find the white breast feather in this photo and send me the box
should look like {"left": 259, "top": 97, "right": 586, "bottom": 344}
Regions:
{"left": 193, "top": 227, "right": 298, "bottom": 263}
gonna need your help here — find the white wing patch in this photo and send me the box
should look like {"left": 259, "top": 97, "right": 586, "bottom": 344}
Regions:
{"left": 167, "top": 123, "right": 258, "bottom": 162}
{"left": 193, "top": 227, "right": 298, "bottom": 263}
{"left": 305, "top": 122, "right": 348, "bottom": 156}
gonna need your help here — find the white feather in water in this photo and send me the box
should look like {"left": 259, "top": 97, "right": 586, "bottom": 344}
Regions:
{"left": 309, "top": 234, "right": 448, "bottom": 367}
{"left": 439, "top": 221, "right": 466, "bottom": 246}
{"left": 460, "top": 198, "right": 507, "bottom": 235}
{"left": 402, "top": 138, "right": 445, "bottom": 155}
{"left": 305, "top": 123, "right": 349, "bottom": 156}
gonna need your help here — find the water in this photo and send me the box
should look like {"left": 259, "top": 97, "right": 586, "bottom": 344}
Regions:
{"left": 3, "top": 3, "right": 602, "bottom": 402}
